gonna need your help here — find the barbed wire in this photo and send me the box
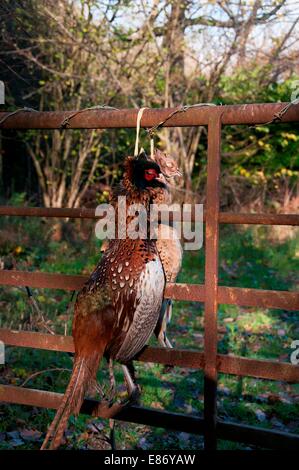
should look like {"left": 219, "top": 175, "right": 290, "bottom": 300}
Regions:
{"left": 1, "top": 100, "right": 298, "bottom": 130}
{"left": 249, "top": 97, "right": 299, "bottom": 128}
{"left": 0, "top": 106, "right": 38, "bottom": 126}
{"left": 60, "top": 105, "right": 119, "bottom": 129}
{"left": 146, "top": 103, "right": 217, "bottom": 137}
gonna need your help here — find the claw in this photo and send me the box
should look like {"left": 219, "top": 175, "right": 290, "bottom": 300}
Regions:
{"left": 87, "top": 379, "right": 105, "bottom": 399}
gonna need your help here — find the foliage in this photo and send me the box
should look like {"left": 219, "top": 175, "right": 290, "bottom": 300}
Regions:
{"left": 0, "top": 1, "right": 298, "bottom": 209}
{"left": 0, "top": 0, "right": 298, "bottom": 449}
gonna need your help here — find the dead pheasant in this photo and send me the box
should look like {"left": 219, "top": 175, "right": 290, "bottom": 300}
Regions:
{"left": 154, "top": 223, "right": 182, "bottom": 348}
{"left": 102, "top": 149, "right": 183, "bottom": 350}
{"left": 41, "top": 155, "right": 169, "bottom": 450}
{"left": 152, "top": 149, "right": 183, "bottom": 349}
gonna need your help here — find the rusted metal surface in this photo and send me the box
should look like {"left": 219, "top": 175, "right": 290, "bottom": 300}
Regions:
{"left": 0, "top": 328, "right": 204, "bottom": 369}
{"left": 1, "top": 101, "right": 299, "bottom": 449}
{"left": 0, "top": 270, "right": 86, "bottom": 291}
{"left": 218, "top": 212, "right": 299, "bottom": 226}
{"left": 0, "top": 385, "right": 204, "bottom": 435}
{"left": 203, "top": 114, "right": 222, "bottom": 449}
{"left": 0, "top": 206, "right": 97, "bottom": 219}
{"left": 0, "top": 328, "right": 75, "bottom": 353}
{"left": 1, "top": 270, "right": 298, "bottom": 310}
{"left": 0, "top": 269, "right": 205, "bottom": 300}
{"left": 165, "top": 283, "right": 205, "bottom": 302}
{"left": 135, "top": 346, "right": 205, "bottom": 369}
{"left": 0, "top": 205, "right": 299, "bottom": 226}
{"left": 0, "top": 328, "right": 205, "bottom": 369}
{"left": 217, "top": 354, "right": 299, "bottom": 383}
{"left": 0, "top": 103, "right": 298, "bottom": 129}
{"left": 1, "top": 385, "right": 298, "bottom": 449}
{"left": 218, "top": 286, "right": 299, "bottom": 311}
{"left": 1, "top": 328, "right": 299, "bottom": 382}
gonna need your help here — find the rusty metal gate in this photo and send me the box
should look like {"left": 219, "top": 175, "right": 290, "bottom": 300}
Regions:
{"left": 0, "top": 103, "right": 298, "bottom": 450}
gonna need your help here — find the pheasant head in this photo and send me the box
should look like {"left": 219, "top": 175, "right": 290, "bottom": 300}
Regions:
{"left": 152, "top": 149, "right": 182, "bottom": 179}
{"left": 123, "top": 153, "right": 166, "bottom": 190}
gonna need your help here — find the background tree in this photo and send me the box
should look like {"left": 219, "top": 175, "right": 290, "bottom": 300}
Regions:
{"left": 0, "top": 0, "right": 298, "bottom": 211}
{"left": 0, "top": 0, "right": 125, "bottom": 208}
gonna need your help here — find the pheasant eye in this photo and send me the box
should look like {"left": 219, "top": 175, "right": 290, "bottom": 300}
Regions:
{"left": 144, "top": 169, "right": 158, "bottom": 181}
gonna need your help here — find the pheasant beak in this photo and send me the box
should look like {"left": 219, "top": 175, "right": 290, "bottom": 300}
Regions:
{"left": 156, "top": 173, "right": 167, "bottom": 184}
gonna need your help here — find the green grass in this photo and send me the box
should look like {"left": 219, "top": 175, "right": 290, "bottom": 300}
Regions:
{"left": 0, "top": 217, "right": 298, "bottom": 449}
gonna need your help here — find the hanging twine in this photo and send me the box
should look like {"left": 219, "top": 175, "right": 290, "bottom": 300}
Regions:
{"left": 134, "top": 103, "right": 217, "bottom": 159}
{"left": 134, "top": 107, "right": 149, "bottom": 157}
{"left": 150, "top": 136, "right": 154, "bottom": 159}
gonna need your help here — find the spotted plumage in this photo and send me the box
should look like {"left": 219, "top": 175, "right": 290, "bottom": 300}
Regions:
{"left": 41, "top": 155, "right": 168, "bottom": 450}
{"left": 77, "top": 237, "right": 164, "bottom": 363}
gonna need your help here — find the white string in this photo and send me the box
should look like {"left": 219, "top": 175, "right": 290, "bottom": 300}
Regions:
{"left": 134, "top": 107, "right": 148, "bottom": 157}
{"left": 150, "top": 136, "right": 154, "bottom": 159}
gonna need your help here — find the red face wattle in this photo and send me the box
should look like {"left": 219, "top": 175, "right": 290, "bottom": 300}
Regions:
{"left": 132, "top": 157, "right": 165, "bottom": 189}
{"left": 144, "top": 168, "right": 159, "bottom": 181}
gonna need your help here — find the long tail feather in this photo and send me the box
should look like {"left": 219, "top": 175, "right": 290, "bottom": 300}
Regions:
{"left": 41, "top": 355, "right": 99, "bottom": 450}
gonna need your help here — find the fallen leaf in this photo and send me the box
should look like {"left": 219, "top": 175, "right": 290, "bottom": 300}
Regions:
{"left": 10, "top": 438, "right": 24, "bottom": 447}
{"left": 7, "top": 431, "right": 20, "bottom": 440}
{"left": 267, "top": 394, "right": 282, "bottom": 404}
{"left": 255, "top": 409, "right": 266, "bottom": 422}
{"left": 20, "top": 429, "right": 42, "bottom": 442}
{"left": 179, "top": 432, "right": 190, "bottom": 442}
{"left": 270, "top": 417, "right": 284, "bottom": 428}
{"left": 277, "top": 329, "right": 286, "bottom": 337}
{"left": 138, "top": 437, "right": 150, "bottom": 450}
{"left": 151, "top": 401, "right": 163, "bottom": 410}
{"left": 218, "top": 385, "right": 230, "bottom": 396}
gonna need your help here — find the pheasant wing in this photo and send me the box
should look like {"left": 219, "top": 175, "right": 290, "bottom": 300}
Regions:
{"left": 115, "top": 256, "right": 165, "bottom": 363}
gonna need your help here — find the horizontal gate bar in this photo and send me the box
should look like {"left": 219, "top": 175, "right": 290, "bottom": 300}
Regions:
{"left": 219, "top": 212, "right": 299, "bottom": 226}
{"left": 0, "top": 385, "right": 204, "bottom": 436}
{"left": 0, "top": 270, "right": 298, "bottom": 310}
{"left": 0, "top": 206, "right": 298, "bottom": 226}
{"left": 0, "top": 270, "right": 87, "bottom": 291}
{"left": 0, "top": 385, "right": 298, "bottom": 449}
{"left": 217, "top": 286, "right": 299, "bottom": 311}
{"left": 1, "top": 329, "right": 298, "bottom": 382}
{"left": 0, "top": 103, "right": 298, "bottom": 129}
{"left": 216, "top": 421, "right": 299, "bottom": 451}
{"left": 217, "top": 354, "right": 299, "bottom": 383}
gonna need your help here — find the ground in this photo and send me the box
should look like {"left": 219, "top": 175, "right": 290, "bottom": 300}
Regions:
{"left": 0, "top": 213, "right": 298, "bottom": 450}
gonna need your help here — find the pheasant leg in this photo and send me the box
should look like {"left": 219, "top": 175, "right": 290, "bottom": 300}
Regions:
{"left": 108, "top": 358, "right": 116, "bottom": 403}
{"left": 122, "top": 363, "right": 141, "bottom": 403}
{"left": 155, "top": 300, "right": 174, "bottom": 372}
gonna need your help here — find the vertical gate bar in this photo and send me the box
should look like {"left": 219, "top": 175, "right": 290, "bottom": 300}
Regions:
{"left": 204, "top": 113, "right": 222, "bottom": 450}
